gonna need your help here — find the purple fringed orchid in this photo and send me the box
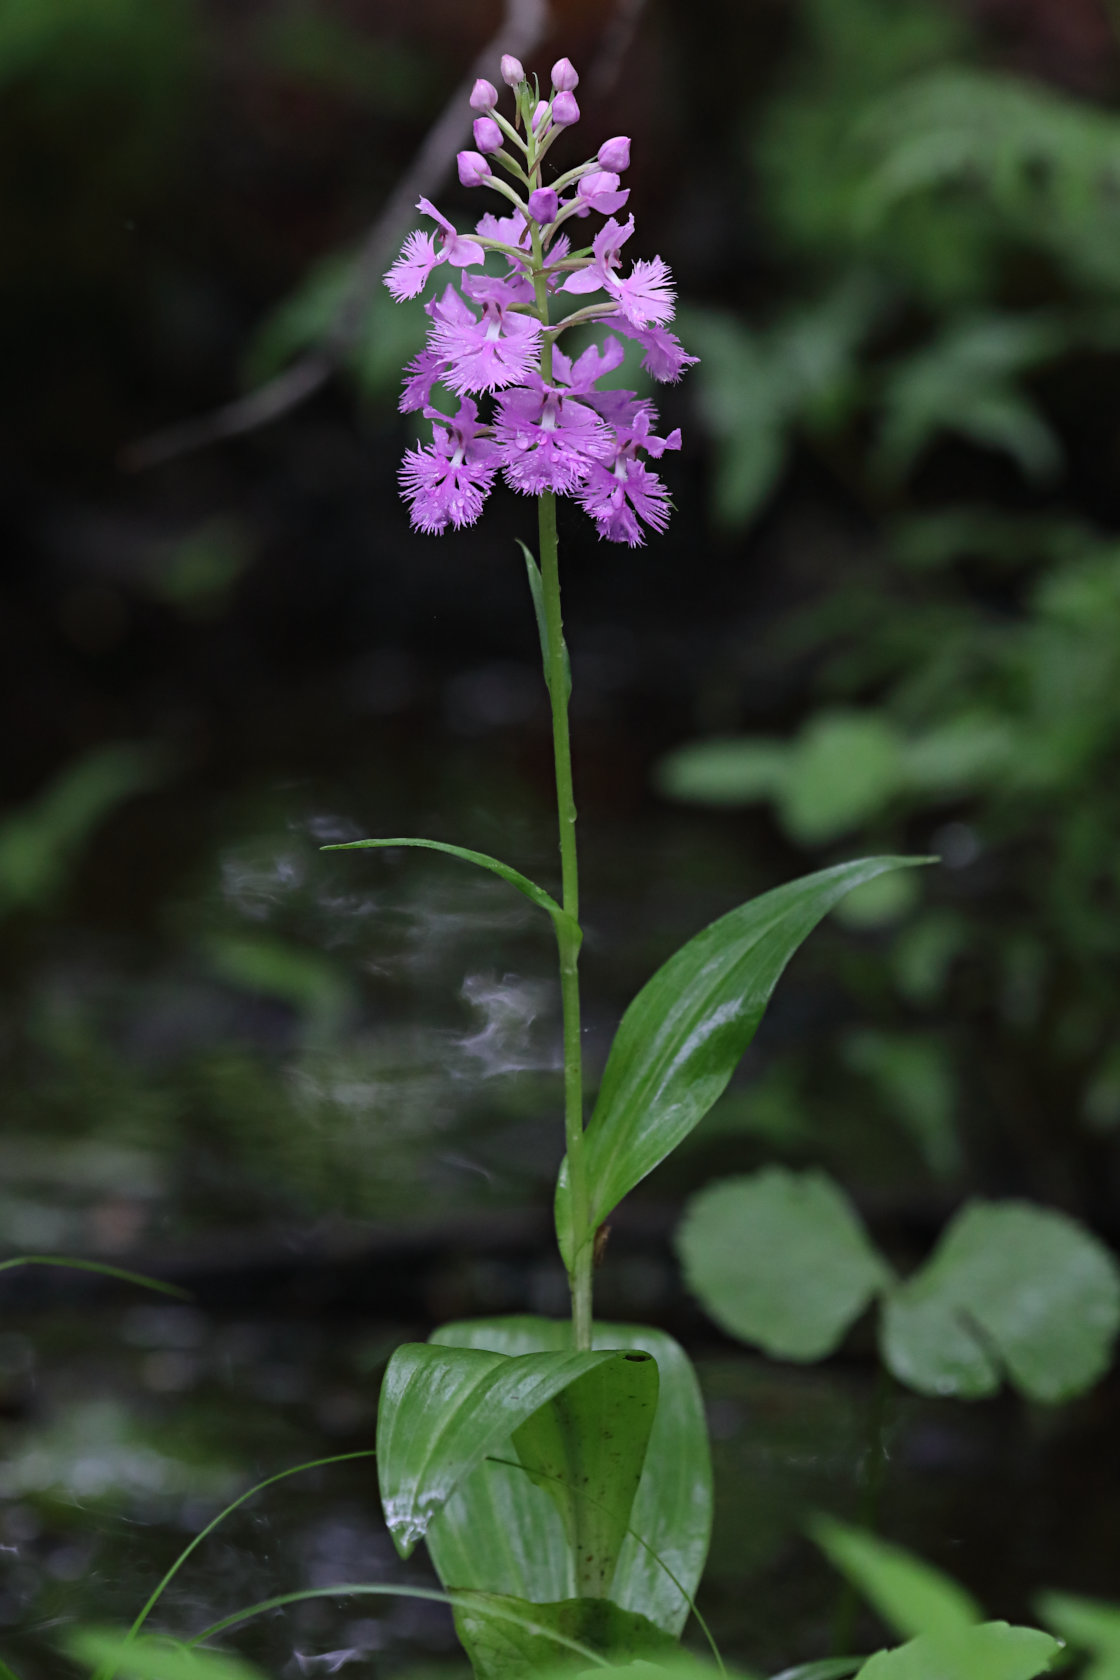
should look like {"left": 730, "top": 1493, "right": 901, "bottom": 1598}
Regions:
{"left": 383, "top": 56, "right": 697, "bottom": 544}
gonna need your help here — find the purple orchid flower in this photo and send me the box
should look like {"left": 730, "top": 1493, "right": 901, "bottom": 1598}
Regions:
{"left": 384, "top": 197, "right": 485, "bottom": 301}
{"left": 383, "top": 55, "right": 696, "bottom": 544}
{"left": 398, "top": 399, "right": 498, "bottom": 533}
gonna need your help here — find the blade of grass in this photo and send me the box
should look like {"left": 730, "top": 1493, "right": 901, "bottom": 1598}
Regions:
{"left": 187, "top": 1585, "right": 610, "bottom": 1668}
{"left": 91, "top": 1452, "right": 375, "bottom": 1680}
{"left": 0, "top": 1257, "right": 190, "bottom": 1299}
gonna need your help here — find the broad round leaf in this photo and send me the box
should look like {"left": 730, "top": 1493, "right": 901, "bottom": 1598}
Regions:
{"left": 426, "top": 1317, "right": 712, "bottom": 1638}
{"left": 879, "top": 1201, "right": 1120, "bottom": 1403}
{"left": 450, "top": 1592, "right": 676, "bottom": 1680}
{"left": 857, "top": 1624, "right": 1061, "bottom": 1680}
{"left": 677, "top": 1168, "right": 890, "bottom": 1361}
{"left": 376, "top": 1343, "right": 613, "bottom": 1556}
{"left": 779, "top": 713, "right": 904, "bottom": 845}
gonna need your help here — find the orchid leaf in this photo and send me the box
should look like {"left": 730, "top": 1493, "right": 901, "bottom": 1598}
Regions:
{"left": 321, "top": 836, "right": 576, "bottom": 937}
{"left": 450, "top": 1592, "right": 676, "bottom": 1680}
{"left": 880, "top": 1200, "right": 1120, "bottom": 1402}
{"left": 426, "top": 1317, "right": 712, "bottom": 1637}
{"left": 856, "top": 1624, "right": 1060, "bottom": 1680}
{"left": 677, "top": 1169, "right": 891, "bottom": 1361}
{"left": 511, "top": 1348, "right": 659, "bottom": 1597}
{"left": 518, "top": 540, "right": 571, "bottom": 702}
{"left": 811, "top": 1518, "right": 981, "bottom": 1641}
{"left": 376, "top": 1342, "right": 612, "bottom": 1557}
{"left": 556, "top": 858, "right": 931, "bottom": 1267}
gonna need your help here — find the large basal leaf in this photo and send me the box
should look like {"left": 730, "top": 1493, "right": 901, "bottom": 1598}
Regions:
{"left": 511, "top": 1350, "right": 659, "bottom": 1597}
{"left": 426, "top": 1317, "right": 712, "bottom": 1637}
{"left": 856, "top": 1624, "right": 1060, "bottom": 1680}
{"left": 376, "top": 1342, "right": 613, "bottom": 1557}
{"left": 556, "top": 857, "right": 929, "bottom": 1269}
{"left": 450, "top": 1592, "right": 676, "bottom": 1680}
{"left": 811, "top": 1518, "right": 980, "bottom": 1641}
{"left": 879, "top": 1201, "right": 1120, "bottom": 1403}
{"left": 676, "top": 1169, "right": 891, "bottom": 1361}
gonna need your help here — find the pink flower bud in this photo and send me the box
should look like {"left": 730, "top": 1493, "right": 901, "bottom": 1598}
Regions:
{"left": 551, "top": 90, "right": 579, "bottom": 127}
{"left": 527, "top": 186, "right": 558, "bottom": 223}
{"left": 551, "top": 57, "right": 579, "bottom": 91}
{"left": 473, "top": 116, "right": 503, "bottom": 154}
{"left": 456, "top": 150, "right": 492, "bottom": 188}
{"left": 500, "top": 54, "right": 524, "bottom": 86}
{"left": 597, "top": 135, "right": 631, "bottom": 172}
{"left": 531, "top": 100, "right": 550, "bottom": 133}
{"left": 470, "top": 78, "right": 498, "bottom": 113}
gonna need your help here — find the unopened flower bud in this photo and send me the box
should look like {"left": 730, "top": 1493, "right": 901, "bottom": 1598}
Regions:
{"left": 473, "top": 116, "right": 503, "bottom": 153}
{"left": 531, "top": 100, "right": 550, "bottom": 133}
{"left": 500, "top": 54, "right": 524, "bottom": 86}
{"left": 527, "top": 186, "right": 559, "bottom": 223}
{"left": 457, "top": 150, "right": 492, "bottom": 188}
{"left": 470, "top": 78, "right": 498, "bottom": 113}
{"left": 597, "top": 135, "right": 631, "bottom": 172}
{"left": 551, "top": 57, "right": 579, "bottom": 91}
{"left": 551, "top": 90, "right": 579, "bottom": 127}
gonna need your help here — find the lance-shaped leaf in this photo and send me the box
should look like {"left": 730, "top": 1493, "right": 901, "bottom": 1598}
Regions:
{"left": 511, "top": 1350, "right": 659, "bottom": 1598}
{"left": 451, "top": 1592, "right": 676, "bottom": 1680}
{"left": 812, "top": 1518, "right": 981, "bottom": 1642}
{"left": 557, "top": 857, "right": 930, "bottom": 1267}
{"left": 376, "top": 1343, "right": 613, "bottom": 1557}
{"left": 879, "top": 1200, "right": 1120, "bottom": 1403}
{"left": 425, "top": 1317, "right": 712, "bottom": 1637}
{"left": 322, "top": 836, "right": 577, "bottom": 940}
{"left": 1037, "top": 1592, "right": 1120, "bottom": 1680}
{"left": 677, "top": 1169, "right": 891, "bottom": 1361}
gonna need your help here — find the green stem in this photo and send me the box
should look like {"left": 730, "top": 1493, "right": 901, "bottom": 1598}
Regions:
{"left": 527, "top": 175, "right": 593, "bottom": 1351}
{"left": 537, "top": 491, "right": 593, "bottom": 1350}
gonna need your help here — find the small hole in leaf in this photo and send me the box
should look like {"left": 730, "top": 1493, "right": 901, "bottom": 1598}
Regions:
{"left": 624, "top": 1352, "right": 650, "bottom": 1362}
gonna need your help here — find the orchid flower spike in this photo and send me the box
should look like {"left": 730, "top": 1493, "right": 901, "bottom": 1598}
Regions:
{"left": 382, "top": 53, "right": 697, "bottom": 544}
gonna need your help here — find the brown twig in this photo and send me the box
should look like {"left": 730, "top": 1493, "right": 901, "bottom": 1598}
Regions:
{"left": 123, "top": 0, "right": 650, "bottom": 473}
{"left": 122, "top": 0, "right": 550, "bottom": 471}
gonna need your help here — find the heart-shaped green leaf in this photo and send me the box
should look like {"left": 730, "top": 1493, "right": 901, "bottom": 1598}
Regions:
{"left": 556, "top": 857, "right": 930, "bottom": 1268}
{"left": 677, "top": 1169, "right": 891, "bottom": 1361}
{"left": 856, "top": 1624, "right": 1060, "bottom": 1680}
{"left": 450, "top": 1592, "right": 676, "bottom": 1680}
{"left": 512, "top": 1349, "right": 659, "bottom": 1597}
{"left": 879, "top": 1200, "right": 1120, "bottom": 1403}
{"left": 376, "top": 1342, "right": 613, "bottom": 1557}
{"left": 425, "top": 1317, "right": 712, "bottom": 1637}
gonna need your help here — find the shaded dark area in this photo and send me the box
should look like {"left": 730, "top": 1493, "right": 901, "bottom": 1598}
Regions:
{"left": 3, "top": 0, "right": 1120, "bottom": 1674}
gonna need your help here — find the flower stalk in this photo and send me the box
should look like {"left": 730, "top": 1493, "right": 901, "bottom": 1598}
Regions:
{"left": 381, "top": 51, "right": 699, "bottom": 1346}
